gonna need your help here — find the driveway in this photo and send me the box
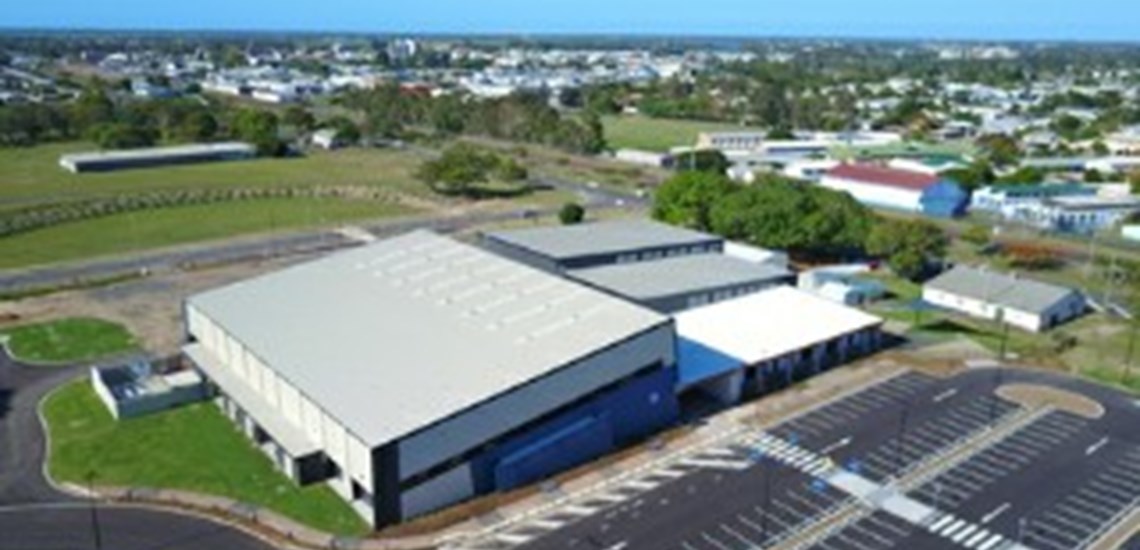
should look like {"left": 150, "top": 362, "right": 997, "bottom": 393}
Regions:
{"left": 0, "top": 351, "right": 275, "bottom": 550}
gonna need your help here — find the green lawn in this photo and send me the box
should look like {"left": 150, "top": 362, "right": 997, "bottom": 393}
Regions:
{"left": 0, "top": 143, "right": 432, "bottom": 207}
{"left": 44, "top": 380, "right": 369, "bottom": 536}
{"left": 602, "top": 115, "right": 754, "bottom": 152}
{"left": 1, "top": 317, "right": 137, "bottom": 364}
{"left": 0, "top": 197, "right": 414, "bottom": 269}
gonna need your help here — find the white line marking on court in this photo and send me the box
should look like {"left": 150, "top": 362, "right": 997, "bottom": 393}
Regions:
{"left": 1086, "top": 437, "right": 1110, "bottom": 456}
{"left": 981, "top": 503, "right": 1010, "bottom": 525}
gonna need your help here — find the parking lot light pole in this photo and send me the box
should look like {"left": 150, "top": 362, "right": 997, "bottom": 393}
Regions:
{"left": 988, "top": 368, "right": 1004, "bottom": 428}
{"left": 895, "top": 406, "right": 909, "bottom": 477}
{"left": 760, "top": 452, "right": 772, "bottom": 543}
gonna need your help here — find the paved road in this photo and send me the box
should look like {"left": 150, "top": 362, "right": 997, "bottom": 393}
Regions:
{"left": 502, "top": 367, "right": 1140, "bottom": 550}
{"left": 0, "top": 351, "right": 275, "bottom": 550}
{"left": 0, "top": 177, "right": 642, "bottom": 297}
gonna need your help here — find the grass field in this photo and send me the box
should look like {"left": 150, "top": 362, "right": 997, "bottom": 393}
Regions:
{"left": 0, "top": 197, "right": 414, "bottom": 269}
{"left": 0, "top": 143, "right": 431, "bottom": 207}
{"left": 44, "top": 380, "right": 370, "bottom": 536}
{"left": 0, "top": 317, "right": 137, "bottom": 364}
{"left": 602, "top": 115, "right": 753, "bottom": 152}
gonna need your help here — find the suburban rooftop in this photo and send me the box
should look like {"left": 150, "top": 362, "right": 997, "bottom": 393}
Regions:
{"left": 827, "top": 163, "right": 942, "bottom": 191}
{"left": 925, "top": 264, "right": 1079, "bottom": 314}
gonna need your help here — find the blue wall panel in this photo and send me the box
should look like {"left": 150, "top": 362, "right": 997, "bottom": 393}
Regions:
{"left": 919, "top": 180, "right": 968, "bottom": 218}
{"left": 494, "top": 417, "right": 614, "bottom": 490}
{"left": 469, "top": 366, "right": 678, "bottom": 493}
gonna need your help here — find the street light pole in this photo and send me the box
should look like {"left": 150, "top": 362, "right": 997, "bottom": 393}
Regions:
{"left": 86, "top": 471, "right": 103, "bottom": 550}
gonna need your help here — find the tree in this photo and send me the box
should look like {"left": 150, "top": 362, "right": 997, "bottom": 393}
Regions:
{"left": 282, "top": 106, "right": 316, "bottom": 132}
{"left": 1091, "top": 141, "right": 1110, "bottom": 156}
{"left": 707, "top": 175, "right": 873, "bottom": 257}
{"left": 559, "top": 202, "right": 586, "bottom": 225}
{"left": 975, "top": 133, "right": 1021, "bottom": 166}
{"left": 231, "top": 109, "right": 283, "bottom": 157}
{"left": 495, "top": 157, "right": 528, "bottom": 182}
{"left": 866, "top": 219, "right": 949, "bottom": 280}
{"left": 997, "top": 166, "right": 1045, "bottom": 185}
{"left": 941, "top": 160, "right": 995, "bottom": 192}
{"left": 170, "top": 110, "right": 218, "bottom": 143}
{"left": 1084, "top": 169, "right": 1106, "bottom": 183}
{"left": 652, "top": 171, "right": 736, "bottom": 231}
{"left": 70, "top": 87, "right": 114, "bottom": 133}
{"left": 416, "top": 143, "right": 502, "bottom": 197}
{"left": 89, "top": 122, "right": 158, "bottom": 150}
{"left": 1051, "top": 114, "right": 1084, "bottom": 141}
{"left": 326, "top": 116, "right": 362, "bottom": 145}
{"left": 962, "top": 225, "right": 993, "bottom": 247}
{"left": 673, "top": 149, "right": 730, "bottom": 174}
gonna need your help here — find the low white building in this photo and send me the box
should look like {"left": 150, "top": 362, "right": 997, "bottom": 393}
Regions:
{"left": 782, "top": 159, "right": 840, "bottom": 182}
{"left": 1024, "top": 196, "right": 1140, "bottom": 234}
{"left": 923, "top": 265, "right": 1086, "bottom": 332}
{"left": 613, "top": 149, "right": 673, "bottom": 168}
{"left": 675, "top": 286, "right": 883, "bottom": 404}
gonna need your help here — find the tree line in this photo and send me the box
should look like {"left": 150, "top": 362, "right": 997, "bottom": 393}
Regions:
{"left": 337, "top": 84, "right": 606, "bottom": 155}
{"left": 0, "top": 86, "right": 291, "bottom": 156}
{"left": 652, "top": 171, "right": 948, "bottom": 280}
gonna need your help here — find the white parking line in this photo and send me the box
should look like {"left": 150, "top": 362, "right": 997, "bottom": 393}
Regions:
{"left": 981, "top": 503, "right": 1010, "bottom": 524}
{"left": 934, "top": 389, "right": 959, "bottom": 403}
{"left": 1086, "top": 436, "right": 1111, "bottom": 456}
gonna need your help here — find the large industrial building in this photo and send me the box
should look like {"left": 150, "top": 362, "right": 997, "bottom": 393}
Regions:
{"left": 482, "top": 220, "right": 724, "bottom": 272}
{"left": 183, "top": 230, "right": 679, "bottom": 528}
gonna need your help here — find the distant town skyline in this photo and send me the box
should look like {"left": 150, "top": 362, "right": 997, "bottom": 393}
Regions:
{"left": 3, "top": 0, "right": 1139, "bottom": 43}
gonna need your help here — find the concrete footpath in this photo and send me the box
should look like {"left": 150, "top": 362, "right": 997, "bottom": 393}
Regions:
{"left": 72, "top": 358, "right": 909, "bottom": 550}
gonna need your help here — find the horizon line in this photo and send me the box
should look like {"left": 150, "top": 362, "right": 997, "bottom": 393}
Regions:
{"left": 2, "top": 26, "right": 1139, "bottom": 47}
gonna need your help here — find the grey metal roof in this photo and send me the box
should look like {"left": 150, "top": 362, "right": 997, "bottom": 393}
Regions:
{"left": 60, "top": 142, "right": 256, "bottom": 165}
{"left": 485, "top": 220, "right": 722, "bottom": 261}
{"left": 568, "top": 254, "right": 792, "bottom": 301}
{"left": 925, "top": 265, "right": 1078, "bottom": 314}
{"left": 188, "top": 230, "right": 668, "bottom": 448}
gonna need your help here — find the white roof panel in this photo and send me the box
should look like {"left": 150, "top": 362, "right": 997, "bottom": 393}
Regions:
{"left": 675, "top": 286, "right": 882, "bottom": 369}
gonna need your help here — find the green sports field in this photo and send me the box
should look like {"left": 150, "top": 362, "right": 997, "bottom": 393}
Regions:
{"left": 602, "top": 115, "right": 755, "bottom": 152}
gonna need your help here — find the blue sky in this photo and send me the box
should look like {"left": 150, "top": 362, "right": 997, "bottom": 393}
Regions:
{"left": 3, "top": 0, "right": 1138, "bottom": 42}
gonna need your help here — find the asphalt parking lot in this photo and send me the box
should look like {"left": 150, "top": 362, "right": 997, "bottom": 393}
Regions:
{"left": 469, "top": 367, "right": 1140, "bottom": 550}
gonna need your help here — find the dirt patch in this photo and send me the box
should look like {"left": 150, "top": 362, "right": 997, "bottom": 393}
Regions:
{"left": 997, "top": 383, "right": 1105, "bottom": 419}
{"left": 0, "top": 256, "right": 313, "bottom": 356}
